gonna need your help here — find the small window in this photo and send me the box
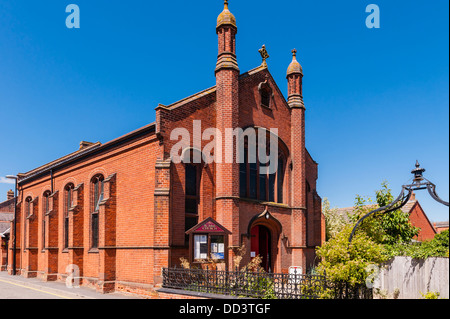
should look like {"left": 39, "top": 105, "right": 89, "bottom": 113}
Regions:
{"left": 239, "top": 146, "right": 248, "bottom": 197}
{"left": 185, "top": 164, "right": 199, "bottom": 244}
{"left": 91, "top": 175, "right": 104, "bottom": 249}
{"left": 42, "top": 191, "right": 51, "bottom": 249}
{"left": 25, "top": 197, "right": 32, "bottom": 217}
{"left": 24, "top": 197, "right": 32, "bottom": 251}
{"left": 64, "top": 184, "right": 75, "bottom": 249}
{"left": 91, "top": 213, "right": 99, "bottom": 249}
{"left": 261, "top": 88, "right": 271, "bottom": 108}
{"left": 259, "top": 78, "right": 273, "bottom": 109}
{"left": 93, "top": 176, "right": 104, "bottom": 212}
{"left": 277, "top": 158, "right": 285, "bottom": 203}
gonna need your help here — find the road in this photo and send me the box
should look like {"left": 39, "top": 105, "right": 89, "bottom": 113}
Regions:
{"left": 0, "top": 272, "right": 140, "bottom": 299}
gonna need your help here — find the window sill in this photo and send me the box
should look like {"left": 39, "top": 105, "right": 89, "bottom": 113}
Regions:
{"left": 88, "top": 248, "right": 99, "bottom": 254}
{"left": 238, "top": 197, "right": 290, "bottom": 208}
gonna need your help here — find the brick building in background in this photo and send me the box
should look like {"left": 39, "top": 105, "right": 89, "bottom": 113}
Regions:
{"left": 5, "top": 1, "right": 324, "bottom": 295}
{"left": 400, "top": 192, "right": 436, "bottom": 241}
{"left": 0, "top": 190, "right": 14, "bottom": 270}
{"left": 336, "top": 192, "right": 438, "bottom": 242}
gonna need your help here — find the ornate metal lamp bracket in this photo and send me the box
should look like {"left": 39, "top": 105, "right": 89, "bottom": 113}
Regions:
{"left": 349, "top": 161, "right": 449, "bottom": 243}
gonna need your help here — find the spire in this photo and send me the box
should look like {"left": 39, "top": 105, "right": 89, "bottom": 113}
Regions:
{"left": 217, "top": 0, "right": 237, "bottom": 29}
{"left": 287, "top": 49, "right": 303, "bottom": 77}
{"left": 287, "top": 49, "right": 304, "bottom": 109}
{"left": 215, "top": 0, "right": 239, "bottom": 73}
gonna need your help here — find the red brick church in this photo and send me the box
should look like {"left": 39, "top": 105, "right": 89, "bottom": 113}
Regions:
{"left": 6, "top": 1, "right": 324, "bottom": 294}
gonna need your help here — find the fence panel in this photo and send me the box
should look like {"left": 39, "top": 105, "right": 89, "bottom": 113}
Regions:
{"left": 376, "top": 256, "right": 449, "bottom": 299}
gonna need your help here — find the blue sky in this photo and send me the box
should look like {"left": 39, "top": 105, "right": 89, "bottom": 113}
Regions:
{"left": 0, "top": 0, "right": 448, "bottom": 222}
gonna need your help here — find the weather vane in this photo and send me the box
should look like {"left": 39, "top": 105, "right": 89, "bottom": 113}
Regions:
{"left": 259, "top": 45, "right": 270, "bottom": 67}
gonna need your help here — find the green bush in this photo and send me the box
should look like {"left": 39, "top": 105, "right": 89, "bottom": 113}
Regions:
{"left": 384, "top": 230, "right": 449, "bottom": 259}
{"left": 316, "top": 225, "right": 388, "bottom": 286}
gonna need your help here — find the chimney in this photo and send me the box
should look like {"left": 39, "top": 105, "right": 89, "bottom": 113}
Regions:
{"left": 410, "top": 191, "right": 416, "bottom": 201}
{"left": 7, "top": 189, "right": 14, "bottom": 201}
{"left": 79, "top": 141, "right": 94, "bottom": 150}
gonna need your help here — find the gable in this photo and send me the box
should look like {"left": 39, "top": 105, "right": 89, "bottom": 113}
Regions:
{"left": 408, "top": 201, "right": 436, "bottom": 241}
{"left": 238, "top": 66, "right": 292, "bottom": 151}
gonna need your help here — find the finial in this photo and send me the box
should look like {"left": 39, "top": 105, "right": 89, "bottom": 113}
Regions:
{"left": 217, "top": 0, "right": 236, "bottom": 28}
{"left": 259, "top": 45, "right": 270, "bottom": 67}
{"left": 411, "top": 161, "right": 426, "bottom": 184}
{"left": 287, "top": 48, "right": 303, "bottom": 76}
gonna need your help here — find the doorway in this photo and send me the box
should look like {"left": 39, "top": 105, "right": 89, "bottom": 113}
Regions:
{"left": 250, "top": 225, "right": 272, "bottom": 272}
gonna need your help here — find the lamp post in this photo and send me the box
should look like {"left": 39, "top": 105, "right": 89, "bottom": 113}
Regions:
{"left": 6, "top": 175, "right": 18, "bottom": 275}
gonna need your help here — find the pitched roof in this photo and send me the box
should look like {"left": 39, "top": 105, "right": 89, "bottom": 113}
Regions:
{"left": 0, "top": 223, "right": 11, "bottom": 235}
{"left": 18, "top": 123, "right": 156, "bottom": 185}
{"left": 334, "top": 204, "right": 378, "bottom": 221}
{"left": 335, "top": 199, "right": 419, "bottom": 218}
{"left": 0, "top": 213, "right": 14, "bottom": 222}
{"left": 434, "top": 221, "right": 449, "bottom": 228}
{"left": 400, "top": 200, "right": 417, "bottom": 214}
{"left": 0, "top": 197, "right": 15, "bottom": 213}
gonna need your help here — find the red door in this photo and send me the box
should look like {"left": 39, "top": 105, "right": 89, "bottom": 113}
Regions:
{"left": 250, "top": 225, "right": 271, "bottom": 272}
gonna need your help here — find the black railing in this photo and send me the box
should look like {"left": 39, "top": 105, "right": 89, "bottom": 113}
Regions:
{"left": 161, "top": 267, "right": 372, "bottom": 299}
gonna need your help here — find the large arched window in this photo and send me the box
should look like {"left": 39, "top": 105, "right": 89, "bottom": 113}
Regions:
{"left": 91, "top": 175, "right": 104, "bottom": 249}
{"left": 42, "top": 191, "right": 51, "bottom": 250}
{"left": 64, "top": 183, "right": 75, "bottom": 250}
{"left": 239, "top": 130, "right": 287, "bottom": 204}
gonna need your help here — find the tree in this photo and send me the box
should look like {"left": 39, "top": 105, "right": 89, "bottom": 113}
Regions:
{"left": 349, "top": 181, "right": 419, "bottom": 245}
{"left": 322, "top": 198, "right": 347, "bottom": 241}
{"left": 376, "top": 182, "right": 420, "bottom": 245}
{"left": 316, "top": 224, "right": 388, "bottom": 286}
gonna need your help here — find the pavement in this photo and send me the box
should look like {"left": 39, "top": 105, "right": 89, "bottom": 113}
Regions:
{"left": 0, "top": 271, "right": 143, "bottom": 299}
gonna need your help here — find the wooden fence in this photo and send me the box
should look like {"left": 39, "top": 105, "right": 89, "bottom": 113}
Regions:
{"left": 374, "top": 256, "right": 449, "bottom": 299}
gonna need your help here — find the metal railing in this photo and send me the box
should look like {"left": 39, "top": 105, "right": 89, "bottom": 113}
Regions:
{"left": 161, "top": 267, "right": 372, "bottom": 299}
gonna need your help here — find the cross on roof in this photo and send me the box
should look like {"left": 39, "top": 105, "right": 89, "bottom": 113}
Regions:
{"left": 259, "top": 45, "right": 270, "bottom": 67}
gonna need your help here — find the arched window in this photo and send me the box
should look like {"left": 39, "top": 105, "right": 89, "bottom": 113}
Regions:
{"left": 64, "top": 184, "right": 75, "bottom": 249}
{"left": 260, "top": 87, "right": 271, "bottom": 108}
{"left": 24, "top": 197, "right": 32, "bottom": 251}
{"left": 91, "top": 175, "right": 104, "bottom": 249}
{"left": 185, "top": 164, "right": 199, "bottom": 244}
{"left": 277, "top": 156, "right": 285, "bottom": 204}
{"left": 42, "top": 191, "right": 51, "bottom": 250}
{"left": 239, "top": 130, "right": 287, "bottom": 204}
{"left": 258, "top": 76, "right": 273, "bottom": 108}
